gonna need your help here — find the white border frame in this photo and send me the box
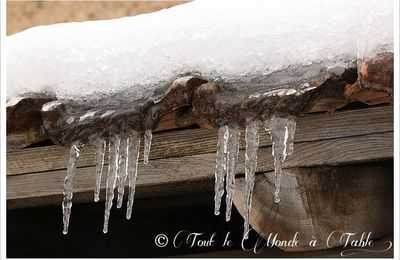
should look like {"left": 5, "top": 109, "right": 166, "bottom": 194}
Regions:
{"left": 0, "top": 1, "right": 398, "bottom": 259}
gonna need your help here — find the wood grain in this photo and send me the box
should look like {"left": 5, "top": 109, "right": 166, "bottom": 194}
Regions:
{"left": 7, "top": 131, "right": 393, "bottom": 208}
{"left": 233, "top": 163, "right": 393, "bottom": 251}
{"left": 7, "top": 106, "right": 393, "bottom": 176}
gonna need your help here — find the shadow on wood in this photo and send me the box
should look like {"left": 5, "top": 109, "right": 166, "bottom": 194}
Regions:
{"left": 233, "top": 162, "right": 393, "bottom": 251}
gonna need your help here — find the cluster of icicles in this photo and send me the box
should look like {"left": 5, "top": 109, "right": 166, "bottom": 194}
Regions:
{"left": 61, "top": 115, "right": 296, "bottom": 240}
{"left": 62, "top": 129, "right": 152, "bottom": 234}
{"left": 214, "top": 115, "right": 296, "bottom": 239}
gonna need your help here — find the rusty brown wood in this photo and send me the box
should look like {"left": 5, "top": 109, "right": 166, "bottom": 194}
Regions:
{"left": 6, "top": 53, "right": 393, "bottom": 147}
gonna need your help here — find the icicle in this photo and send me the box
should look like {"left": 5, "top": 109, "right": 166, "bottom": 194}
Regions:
{"left": 243, "top": 121, "right": 259, "bottom": 239}
{"left": 214, "top": 126, "right": 229, "bottom": 216}
{"left": 116, "top": 138, "right": 129, "bottom": 208}
{"left": 143, "top": 129, "right": 152, "bottom": 165}
{"left": 267, "top": 115, "right": 296, "bottom": 203}
{"left": 357, "top": 7, "right": 371, "bottom": 75}
{"left": 286, "top": 118, "right": 296, "bottom": 155}
{"left": 62, "top": 141, "right": 84, "bottom": 235}
{"left": 356, "top": 38, "right": 365, "bottom": 74}
{"left": 225, "top": 126, "right": 240, "bottom": 222}
{"left": 103, "top": 136, "right": 121, "bottom": 234}
{"left": 94, "top": 139, "right": 106, "bottom": 202}
{"left": 126, "top": 132, "right": 141, "bottom": 220}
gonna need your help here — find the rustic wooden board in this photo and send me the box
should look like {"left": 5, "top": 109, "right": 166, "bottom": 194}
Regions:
{"left": 233, "top": 163, "right": 393, "bottom": 251}
{"left": 7, "top": 105, "right": 393, "bottom": 176}
{"left": 7, "top": 131, "right": 393, "bottom": 208}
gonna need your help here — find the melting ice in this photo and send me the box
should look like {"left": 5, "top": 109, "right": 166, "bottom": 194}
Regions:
{"left": 94, "top": 139, "right": 106, "bottom": 202}
{"left": 212, "top": 117, "right": 296, "bottom": 239}
{"left": 143, "top": 130, "right": 152, "bottom": 165}
{"left": 116, "top": 138, "right": 129, "bottom": 208}
{"left": 243, "top": 121, "right": 259, "bottom": 239}
{"left": 214, "top": 126, "right": 229, "bottom": 216}
{"left": 103, "top": 136, "right": 121, "bottom": 234}
{"left": 266, "top": 115, "right": 296, "bottom": 203}
{"left": 126, "top": 132, "right": 141, "bottom": 220}
{"left": 62, "top": 141, "right": 84, "bottom": 235}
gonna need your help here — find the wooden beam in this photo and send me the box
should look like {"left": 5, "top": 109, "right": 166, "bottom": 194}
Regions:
{"left": 7, "top": 105, "right": 393, "bottom": 176}
{"left": 7, "top": 131, "right": 393, "bottom": 208}
{"left": 233, "top": 163, "right": 393, "bottom": 251}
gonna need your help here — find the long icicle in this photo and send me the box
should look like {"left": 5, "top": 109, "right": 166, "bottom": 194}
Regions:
{"left": 243, "top": 121, "right": 259, "bottom": 239}
{"left": 62, "top": 141, "right": 84, "bottom": 235}
{"left": 143, "top": 129, "right": 152, "bottom": 164}
{"left": 117, "top": 138, "right": 129, "bottom": 208}
{"left": 126, "top": 131, "right": 141, "bottom": 220}
{"left": 267, "top": 115, "right": 296, "bottom": 203}
{"left": 103, "top": 135, "right": 121, "bottom": 234}
{"left": 94, "top": 139, "right": 106, "bottom": 202}
{"left": 214, "top": 126, "right": 229, "bottom": 216}
{"left": 225, "top": 126, "right": 240, "bottom": 222}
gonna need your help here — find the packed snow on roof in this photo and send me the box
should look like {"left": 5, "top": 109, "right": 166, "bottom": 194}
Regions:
{"left": 7, "top": 0, "right": 393, "bottom": 101}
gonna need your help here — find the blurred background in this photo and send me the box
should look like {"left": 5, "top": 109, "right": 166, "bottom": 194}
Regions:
{"left": 7, "top": 0, "right": 186, "bottom": 35}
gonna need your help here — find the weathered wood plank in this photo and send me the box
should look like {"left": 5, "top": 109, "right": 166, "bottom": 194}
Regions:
{"left": 7, "top": 131, "right": 393, "bottom": 208}
{"left": 233, "top": 163, "right": 393, "bottom": 251}
{"left": 7, "top": 105, "right": 393, "bottom": 176}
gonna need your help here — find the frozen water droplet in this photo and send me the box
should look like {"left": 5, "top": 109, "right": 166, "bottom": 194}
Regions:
{"left": 117, "top": 138, "right": 129, "bottom": 208}
{"left": 94, "top": 139, "right": 106, "bottom": 202}
{"left": 62, "top": 141, "right": 84, "bottom": 235}
{"left": 103, "top": 136, "right": 121, "bottom": 234}
{"left": 243, "top": 121, "right": 259, "bottom": 239}
{"left": 126, "top": 132, "right": 141, "bottom": 220}
{"left": 225, "top": 125, "right": 240, "bottom": 222}
{"left": 286, "top": 118, "right": 296, "bottom": 156}
{"left": 266, "top": 115, "right": 296, "bottom": 204}
{"left": 143, "top": 130, "right": 152, "bottom": 165}
{"left": 214, "top": 126, "right": 229, "bottom": 216}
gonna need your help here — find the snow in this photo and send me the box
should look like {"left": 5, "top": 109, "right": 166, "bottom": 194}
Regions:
{"left": 7, "top": 0, "right": 393, "bottom": 101}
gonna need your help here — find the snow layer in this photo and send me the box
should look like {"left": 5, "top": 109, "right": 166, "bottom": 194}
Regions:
{"left": 7, "top": 0, "right": 393, "bottom": 100}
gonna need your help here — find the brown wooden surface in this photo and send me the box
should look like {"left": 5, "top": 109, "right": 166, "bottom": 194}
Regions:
{"left": 7, "top": 105, "right": 394, "bottom": 209}
{"left": 7, "top": 131, "right": 393, "bottom": 208}
{"left": 7, "top": 105, "right": 393, "bottom": 176}
{"left": 233, "top": 163, "right": 393, "bottom": 252}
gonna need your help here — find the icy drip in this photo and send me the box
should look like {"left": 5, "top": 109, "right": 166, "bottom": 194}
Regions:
{"left": 94, "top": 139, "right": 106, "bottom": 202}
{"left": 214, "top": 126, "right": 229, "bottom": 216}
{"left": 266, "top": 115, "right": 296, "bottom": 203}
{"left": 243, "top": 121, "right": 259, "bottom": 239}
{"left": 103, "top": 136, "right": 121, "bottom": 234}
{"left": 117, "top": 138, "right": 129, "bottom": 208}
{"left": 143, "top": 130, "right": 152, "bottom": 165}
{"left": 357, "top": 8, "right": 371, "bottom": 74}
{"left": 62, "top": 141, "right": 84, "bottom": 235}
{"left": 126, "top": 132, "right": 141, "bottom": 220}
{"left": 225, "top": 126, "right": 240, "bottom": 222}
